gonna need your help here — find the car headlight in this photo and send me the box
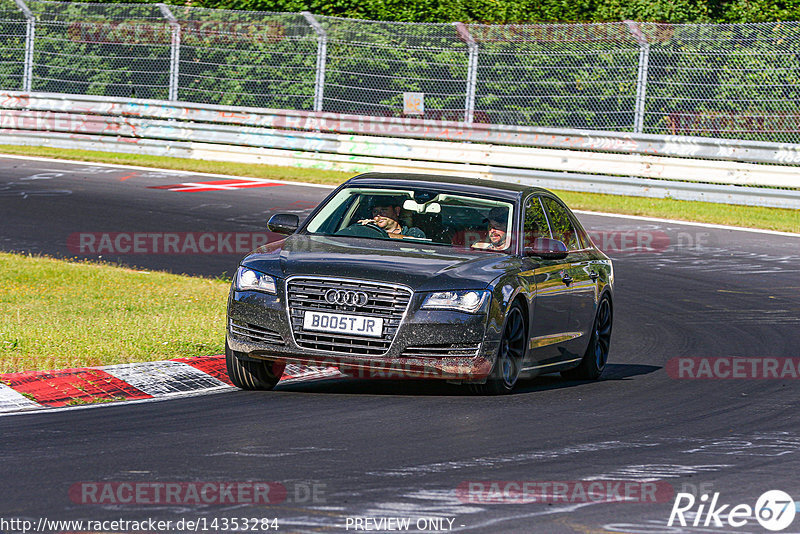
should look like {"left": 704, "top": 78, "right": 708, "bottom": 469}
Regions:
{"left": 236, "top": 266, "right": 277, "bottom": 294}
{"left": 421, "top": 290, "right": 490, "bottom": 313}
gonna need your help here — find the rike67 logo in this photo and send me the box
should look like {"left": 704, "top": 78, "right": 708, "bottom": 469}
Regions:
{"left": 668, "top": 490, "right": 796, "bottom": 531}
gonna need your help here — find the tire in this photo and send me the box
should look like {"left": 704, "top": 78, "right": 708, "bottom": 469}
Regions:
{"left": 561, "top": 294, "right": 612, "bottom": 381}
{"left": 225, "top": 340, "right": 284, "bottom": 390}
{"left": 471, "top": 302, "right": 526, "bottom": 395}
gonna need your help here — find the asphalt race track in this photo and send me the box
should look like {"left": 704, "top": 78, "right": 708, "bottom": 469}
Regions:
{"left": 2, "top": 155, "right": 800, "bottom": 533}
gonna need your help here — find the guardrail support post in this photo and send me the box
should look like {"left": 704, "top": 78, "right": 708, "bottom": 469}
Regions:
{"left": 14, "top": 0, "right": 34, "bottom": 92}
{"left": 303, "top": 12, "right": 327, "bottom": 113}
{"left": 454, "top": 22, "right": 478, "bottom": 124}
{"left": 158, "top": 3, "right": 181, "bottom": 102}
{"left": 625, "top": 21, "right": 650, "bottom": 134}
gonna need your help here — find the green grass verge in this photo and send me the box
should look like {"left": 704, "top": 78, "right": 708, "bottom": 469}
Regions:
{"left": 0, "top": 252, "right": 229, "bottom": 374}
{"left": 555, "top": 190, "right": 799, "bottom": 233}
{"left": 0, "top": 145, "right": 352, "bottom": 186}
{"left": 1, "top": 144, "right": 797, "bottom": 233}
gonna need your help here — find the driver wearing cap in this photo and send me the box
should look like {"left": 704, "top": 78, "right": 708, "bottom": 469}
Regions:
{"left": 359, "top": 196, "right": 426, "bottom": 239}
{"left": 472, "top": 206, "right": 509, "bottom": 251}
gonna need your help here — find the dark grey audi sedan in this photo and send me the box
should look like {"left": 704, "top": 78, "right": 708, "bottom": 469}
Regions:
{"left": 226, "top": 173, "right": 613, "bottom": 394}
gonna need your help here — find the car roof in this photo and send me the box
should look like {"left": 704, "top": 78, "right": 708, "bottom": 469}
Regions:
{"left": 345, "top": 173, "right": 549, "bottom": 201}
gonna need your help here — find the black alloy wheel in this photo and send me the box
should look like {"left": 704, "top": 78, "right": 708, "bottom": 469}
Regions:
{"left": 562, "top": 294, "right": 612, "bottom": 380}
{"left": 472, "top": 302, "right": 526, "bottom": 395}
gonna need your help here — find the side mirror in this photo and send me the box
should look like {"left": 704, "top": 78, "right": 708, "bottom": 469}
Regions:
{"left": 524, "top": 238, "right": 569, "bottom": 260}
{"left": 267, "top": 213, "right": 299, "bottom": 235}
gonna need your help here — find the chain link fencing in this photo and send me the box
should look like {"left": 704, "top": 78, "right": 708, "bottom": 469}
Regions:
{"left": 1, "top": 0, "right": 799, "bottom": 143}
{"left": 0, "top": 0, "right": 26, "bottom": 91}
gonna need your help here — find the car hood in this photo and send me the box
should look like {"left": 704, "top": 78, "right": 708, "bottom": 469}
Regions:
{"left": 240, "top": 234, "right": 518, "bottom": 291}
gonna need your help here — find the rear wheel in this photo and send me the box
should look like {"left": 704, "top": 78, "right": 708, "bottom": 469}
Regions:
{"left": 471, "top": 303, "right": 526, "bottom": 395}
{"left": 561, "top": 294, "right": 612, "bottom": 380}
{"left": 225, "top": 340, "right": 284, "bottom": 390}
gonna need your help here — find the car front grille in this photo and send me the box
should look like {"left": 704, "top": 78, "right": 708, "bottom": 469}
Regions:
{"left": 287, "top": 277, "right": 412, "bottom": 356}
{"left": 401, "top": 344, "right": 482, "bottom": 358}
{"left": 229, "top": 319, "right": 285, "bottom": 346}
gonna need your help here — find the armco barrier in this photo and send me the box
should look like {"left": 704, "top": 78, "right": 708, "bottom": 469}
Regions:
{"left": 1, "top": 91, "right": 800, "bottom": 209}
{"left": 4, "top": 4, "right": 800, "bottom": 144}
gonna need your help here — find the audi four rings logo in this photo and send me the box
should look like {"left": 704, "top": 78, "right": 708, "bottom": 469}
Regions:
{"left": 325, "top": 289, "right": 369, "bottom": 306}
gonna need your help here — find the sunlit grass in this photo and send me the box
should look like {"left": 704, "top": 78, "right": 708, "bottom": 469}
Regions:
{"left": 0, "top": 252, "right": 229, "bottom": 373}
{"left": 555, "top": 190, "right": 800, "bottom": 233}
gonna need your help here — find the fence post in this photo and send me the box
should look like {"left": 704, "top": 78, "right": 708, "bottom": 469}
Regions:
{"left": 158, "top": 3, "right": 180, "bottom": 102}
{"left": 302, "top": 12, "right": 326, "bottom": 113}
{"left": 454, "top": 22, "right": 478, "bottom": 124}
{"left": 625, "top": 21, "right": 649, "bottom": 134}
{"left": 14, "top": 0, "right": 34, "bottom": 92}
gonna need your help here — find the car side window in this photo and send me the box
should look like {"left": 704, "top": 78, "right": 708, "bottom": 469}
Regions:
{"left": 524, "top": 196, "right": 550, "bottom": 248}
{"left": 541, "top": 197, "right": 581, "bottom": 251}
{"left": 575, "top": 222, "right": 593, "bottom": 250}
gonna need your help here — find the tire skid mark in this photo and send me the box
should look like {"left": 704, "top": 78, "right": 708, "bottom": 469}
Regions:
{"left": 366, "top": 441, "right": 661, "bottom": 478}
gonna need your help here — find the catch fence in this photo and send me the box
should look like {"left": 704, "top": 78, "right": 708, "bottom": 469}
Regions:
{"left": 1, "top": 0, "right": 800, "bottom": 143}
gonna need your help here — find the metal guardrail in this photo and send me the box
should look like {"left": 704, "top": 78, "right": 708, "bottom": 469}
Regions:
{"left": 1, "top": 91, "right": 799, "bottom": 209}
{"left": 2, "top": 3, "right": 800, "bottom": 143}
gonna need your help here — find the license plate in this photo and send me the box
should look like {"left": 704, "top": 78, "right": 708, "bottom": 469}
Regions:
{"left": 302, "top": 311, "right": 384, "bottom": 338}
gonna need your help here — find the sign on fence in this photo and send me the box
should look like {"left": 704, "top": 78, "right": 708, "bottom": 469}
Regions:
{"left": 403, "top": 93, "right": 424, "bottom": 116}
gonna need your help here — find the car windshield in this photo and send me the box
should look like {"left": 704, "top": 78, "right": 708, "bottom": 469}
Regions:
{"left": 305, "top": 187, "right": 515, "bottom": 252}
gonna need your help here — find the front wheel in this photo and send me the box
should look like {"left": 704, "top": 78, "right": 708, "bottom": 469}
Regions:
{"left": 561, "top": 294, "right": 612, "bottom": 381}
{"left": 471, "top": 303, "right": 526, "bottom": 395}
{"left": 225, "top": 340, "right": 284, "bottom": 390}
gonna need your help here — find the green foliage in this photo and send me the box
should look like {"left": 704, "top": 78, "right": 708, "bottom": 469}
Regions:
{"left": 3, "top": 0, "right": 795, "bottom": 26}
{"left": 168, "top": 7, "right": 318, "bottom": 108}
{"left": 319, "top": 20, "right": 470, "bottom": 116}
{"left": 25, "top": 2, "right": 173, "bottom": 99}
{"left": 0, "top": 7, "right": 25, "bottom": 90}
{"left": 642, "top": 23, "right": 800, "bottom": 141}
{"left": 523, "top": 197, "right": 549, "bottom": 241}
{"left": 184, "top": 0, "right": 796, "bottom": 23}
{"left": 720, "top": 0, "right": 800, "bottom": 23}
{"left": 541, "top": 196, "right": 580, "bottom": 249}
{"left": 471, "top": 24, "right": 640, "bottom": 129}
{"left": 590, "top": 0, "right": 712, "bottom": 23}
{"left": 2, "top": 0, "right": 800, "bottom": 142}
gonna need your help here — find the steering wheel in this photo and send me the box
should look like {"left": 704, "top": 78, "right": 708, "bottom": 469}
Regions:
{"left": 335, "top": 221, "right": 390, "bottom": 238}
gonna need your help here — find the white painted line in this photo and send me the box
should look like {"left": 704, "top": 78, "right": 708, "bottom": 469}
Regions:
{"left": 104, "top": 361, "right": 226, "bottom": 396}
{"left": 574, "top": 210, "right": 800, "bottom": 238}
{"left": 0, "top": 153, "right": 337, "bottom": 189}
{"left": 2, "top": 153, "right": 794, "bottom": 235}
{"left": 0, "top": 383, "right": 41, "bottom": 413}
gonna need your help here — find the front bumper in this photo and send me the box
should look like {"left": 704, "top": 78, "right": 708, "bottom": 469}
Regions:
{"left": 227, "top": 288, "right": 500, "bottom": 382}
